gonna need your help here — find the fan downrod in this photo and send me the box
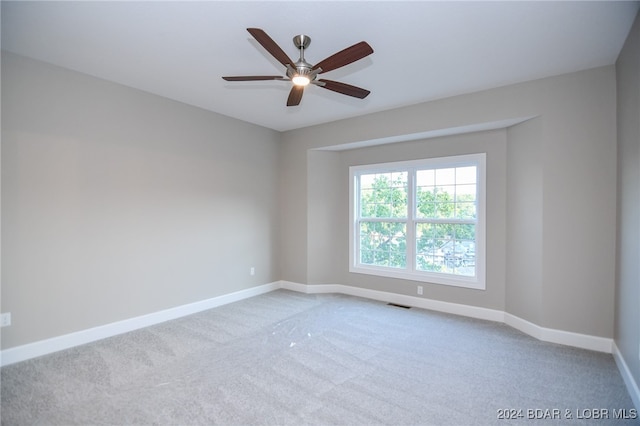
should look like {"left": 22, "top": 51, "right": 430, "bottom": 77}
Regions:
{"left": 289, "top": 34, "right": 315, "bottom": 83}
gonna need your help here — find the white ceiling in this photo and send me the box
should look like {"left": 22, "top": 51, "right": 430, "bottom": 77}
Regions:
{"left": 2, "top": 1, "right": 638, "bottom": 132}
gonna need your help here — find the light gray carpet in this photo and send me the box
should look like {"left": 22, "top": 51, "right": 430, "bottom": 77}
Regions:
{"left": 1, "top": 290, "right": 637, "bottom": 425}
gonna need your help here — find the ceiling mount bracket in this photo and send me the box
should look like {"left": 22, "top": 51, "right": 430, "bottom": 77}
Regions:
{"left": 292, "top": 35, "right": 311, "bottom": 50}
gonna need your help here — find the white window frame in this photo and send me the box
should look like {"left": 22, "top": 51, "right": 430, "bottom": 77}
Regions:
{"left": 349, "top": 153, "right": 486, "bottom": 290}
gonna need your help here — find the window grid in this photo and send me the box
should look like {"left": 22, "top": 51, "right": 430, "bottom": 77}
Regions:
{"left": 350, "top": 154, "right": 485, "bottom": 290}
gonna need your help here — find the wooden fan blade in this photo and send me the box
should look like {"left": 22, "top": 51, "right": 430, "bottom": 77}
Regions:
{"left": 312, "top": 41, "right": 373, "bottom": 73}
{"left": 287, "top": 85, "right": 304, "bottom": 106}
{"left": 317, "top": 79, "right": 370, "bottom": 99}
{"left": 247, "top": 28, "right": 295, "bottom": 67}
{"left": 222, "top": 76, "right": 284, "bottom": 81}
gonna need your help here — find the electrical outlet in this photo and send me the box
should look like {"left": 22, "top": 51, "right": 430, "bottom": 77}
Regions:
{"left": 250, "top": 267, "right": 255, "bottom": 276}
{"left": 1, "top": 313, "right": 11, "bottom": 327}
{"left": 417, "top": 286, "right": 423, "bottom": 295}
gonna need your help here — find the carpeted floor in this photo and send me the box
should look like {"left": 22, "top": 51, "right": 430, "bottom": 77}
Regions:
{"left": 1, "top": 290, "right": 637, "bottom": 425}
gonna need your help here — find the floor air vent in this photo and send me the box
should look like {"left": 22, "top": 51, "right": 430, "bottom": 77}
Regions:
{"left": 387, "top": 302, "right": 411, "bottom": 309}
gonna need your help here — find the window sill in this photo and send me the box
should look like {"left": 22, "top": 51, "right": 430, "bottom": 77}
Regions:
{"left": 349, "top": 265, "right": 486, "bottom": 290}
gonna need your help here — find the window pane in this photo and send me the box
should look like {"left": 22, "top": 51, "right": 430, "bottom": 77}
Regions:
{"left": 455, "top": 184, "right": 476, "bottom": 201}
{"left": 454, "top": 223, "right": 475, "bottom": 240}
{"left": 416, "top": 185, "right": 435, "bottom": 218}
{"left": 359, "top": 221, "right": 407, "bottom": 268}
{"left": 435, "top": 168, "right": 455, "bottom": 185}
{"left": 456, "top": 166, "right": 477, "bottom": 184}
{"left": 442, "top": 224, "right": 475, "bottom": 276}
{"left": 416, "top": 169, "right": 435, "bottom": 186}
{"left": 359, "top": 172, "right": 407, "bottom": 218}
{"left": 416, "top": 223, "right": 476, "bottom": 276}
{"left": 456, "top": 202, "right": 476, "bottom": 220}
{"left": 417, "top": 166, "right": 477, "bottom": 220}
{"left": 416, "top": 223, "right": 444, "bottom": 272}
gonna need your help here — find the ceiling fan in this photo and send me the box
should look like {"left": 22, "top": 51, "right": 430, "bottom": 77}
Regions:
{"left": 222, "top": 28, "right": 373, "bottom": 106}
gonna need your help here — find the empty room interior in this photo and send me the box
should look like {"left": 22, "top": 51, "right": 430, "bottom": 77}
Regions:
{"left": 2, "top": 1, "right": 640, "bottom": 424}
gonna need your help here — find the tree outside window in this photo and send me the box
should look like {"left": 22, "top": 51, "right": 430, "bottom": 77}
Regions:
{"left": 350, "top": 154, "right": 486, "bottom": 290}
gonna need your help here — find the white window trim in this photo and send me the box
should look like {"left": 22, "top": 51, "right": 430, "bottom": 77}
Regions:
{"left": 349, "top": 153, "right": 486, "bottom": 290}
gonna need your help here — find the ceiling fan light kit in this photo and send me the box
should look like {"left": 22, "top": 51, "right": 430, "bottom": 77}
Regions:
{"left": 291, "top": 74, "right": 311, "bottom": 86}
{"left": 222, "top": 28, "right": 373, "bottom": 106}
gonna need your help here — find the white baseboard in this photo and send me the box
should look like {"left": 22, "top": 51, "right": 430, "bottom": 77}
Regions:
{"left": 503, "top": 313, "right": 613, "bottom": 353}
{"left": 1, "top": 280, "right": 615, "bottom": 367}
{"left": 281, "top": 281, "right": 504, "bottom": 322}
{"left": 613, "top": 342, "right": 640, "bottom": 411}
{"left": 281, "top": 281, "right": 613, "bottom": 353}
{"left": 0, "top": 282, "right": 280, "bottom": 367}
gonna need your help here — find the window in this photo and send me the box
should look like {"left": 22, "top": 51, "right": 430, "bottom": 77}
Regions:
{"left": 349, "top": 153, "right": 486, "bottom": 290}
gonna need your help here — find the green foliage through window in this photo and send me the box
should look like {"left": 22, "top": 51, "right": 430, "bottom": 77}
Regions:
{"left": 359, "top": 221, "right": 406, "bottom": 268}
{"left": 360, "top": 172, "right": 408, "bottom": 218}
{"left": 353, "top": 159, "right": 481, "bottom": 282}
{"left": 358, "top": 172, "right": 408, "bottom": 268}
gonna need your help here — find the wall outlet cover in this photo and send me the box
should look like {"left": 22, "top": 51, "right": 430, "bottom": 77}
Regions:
{"left": 1, "top": 313, "right": 11, "bottom": 327}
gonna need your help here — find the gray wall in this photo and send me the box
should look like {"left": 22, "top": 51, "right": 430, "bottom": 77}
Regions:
{"left": 0, "top": 43, "right": 626, "bottom": 352}
{"left": 281, "top": 65, "right": 617, "bottom": 338}
{"left": 616, "top": 11, "right": 640, "bottom": 390}
{"left": 1, "top": 52, "right": 281, "bottom": 349}
{"left": 505, "top": 118, "right": 543, "bottom": 325}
